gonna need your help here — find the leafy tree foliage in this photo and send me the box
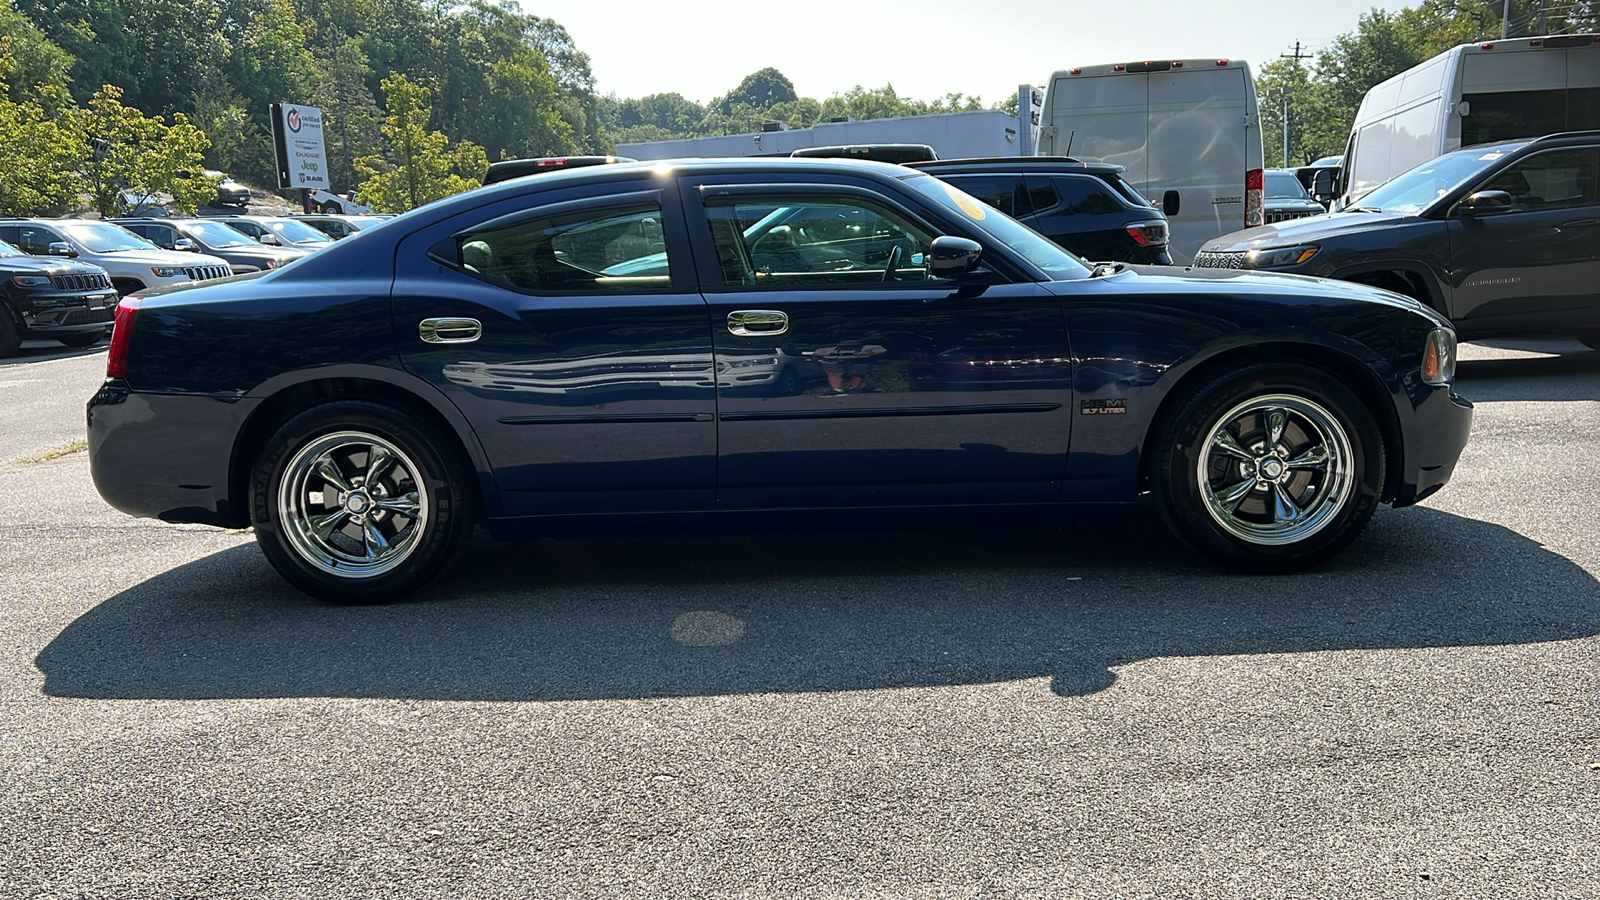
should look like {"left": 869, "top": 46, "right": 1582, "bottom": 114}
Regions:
{"left": 354, "top": 73, "right": 486, "bottom": 212}
{"left": 0, "top": 45, "right": 80, "bottom": 213}
{"left": 0, "top": 0, "right": 68, "bottom": 102}
{"left": 80, "top": 84, "right": 215, "bottom": 216}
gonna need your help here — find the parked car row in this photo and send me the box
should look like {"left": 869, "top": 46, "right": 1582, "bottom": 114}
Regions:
{"left": 0, "top": 212, "right": 385, "bottom": 356}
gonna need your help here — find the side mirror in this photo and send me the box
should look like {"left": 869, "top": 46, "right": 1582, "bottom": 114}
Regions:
{"left": 1457, "top": 190, "right": 1513, "bottom": 217}
{"left": 1310, "top": 170, "right": 1338, "bottom": 203}
{"left": 172, "top": 238, "right": 198, "bottom": 252}
{"left": 928, "top": 236, "right": 982, "bottom": 279}
{"left": 46, "top": 241, "right": 75, "bottom": 258}
{"left": 1162, "top": 190, "right": 1180, "bottom": 216}
{"left": 258, "top": 233, "right": 282, "bottom": 246}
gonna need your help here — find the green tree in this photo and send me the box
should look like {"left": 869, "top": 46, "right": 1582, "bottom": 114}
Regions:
{"left": 311, "top": 36, "right": 383, "bottom": 192}
{"left": 0, "top": 46, "right": 83, "bottom": 213}
{"left": 354, "top": 73, "right": 486, "bottom": 212}
{"left": 80, "top": 84, "right": 215, "bottom": 216}
{"left": 1254, "top": 57, "right": 1325, "bottom": 166}
{"left": 0, "top": 0, "right": 71, "bottom": 103}
{"left": 716, "top": 67, "right": 797, "bottom": 114}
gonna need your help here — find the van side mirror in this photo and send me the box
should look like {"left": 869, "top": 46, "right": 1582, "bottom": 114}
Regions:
{"left": 928, "top": 236, "right": 982, "bottom": 279}
{"left": 1162, "top": 190, "right": 1180, "bottom": 216}
{"left": 46, "top": 241, "right": 75, "bottom": 258}
{"left": 1457, "top": 190, "right": 1513, "bottom": 217}
{"left": 1310, "top": 170, "right": 1338, "bottom": 204}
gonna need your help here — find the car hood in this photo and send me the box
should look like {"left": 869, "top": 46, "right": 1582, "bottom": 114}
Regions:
{"left": 1060, "top": 264, "right": 1443, "bottom": 322}
{"left": 101, "top": 248, "right": 232, "bottom": 268}
{"left": 216, "top": 246, "right": 307, "bottom": 263}
{"left": 1201, "top": 210, "right": 1415, "bottom": 252}
{"left": 1, "top": 256, "right": 106, "bottom": 277}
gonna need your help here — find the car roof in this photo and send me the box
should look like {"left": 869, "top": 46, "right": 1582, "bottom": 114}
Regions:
{"left": 908, "top": 157, "right": 1128, "bottom": 176}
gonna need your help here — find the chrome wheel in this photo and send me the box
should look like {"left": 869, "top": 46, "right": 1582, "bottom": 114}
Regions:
{"left": 1197, "top": 394, "right": 1354, "bottom": 547}
{"left": 277, "top": 431, "right": 429, "bottom": 578}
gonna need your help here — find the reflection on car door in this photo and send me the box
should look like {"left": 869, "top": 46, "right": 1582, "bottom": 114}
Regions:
{"left": 391, "top": 183, "right": 716, "bottom": 516}
{"left": 1447, "top": 146, "right": 1600, "bottom": 334}
{"left": 681, "top": 177, "right": 1074, "bottom": 509}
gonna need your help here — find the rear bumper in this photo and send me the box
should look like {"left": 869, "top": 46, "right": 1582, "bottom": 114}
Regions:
{"left": 87, "top": 382, "right": 255, "bottom": 527}
{"left": 1393, "top": 384, "right": 1473, "bottom": 507}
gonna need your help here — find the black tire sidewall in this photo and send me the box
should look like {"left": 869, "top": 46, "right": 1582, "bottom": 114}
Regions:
{"left": 0, "top": 308, "right": 20, "bottom": 357}
{"left": 1155, "top": 364, "right": 1384, "bottom": 572}
{"left": 250, "top": 400, "right": 474, "bottom": 603}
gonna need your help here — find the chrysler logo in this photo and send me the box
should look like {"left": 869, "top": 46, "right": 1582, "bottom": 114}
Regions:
{"left": 287, "top": 108, "right": 302, "bottom": 133}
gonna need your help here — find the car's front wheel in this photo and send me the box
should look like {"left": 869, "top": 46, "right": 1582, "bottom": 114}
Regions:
{"left": 250, "top": 401, "right": 476, "bottom": 604}
{"left": 1153, "top": 364, "right": 1384, "bottom": 572}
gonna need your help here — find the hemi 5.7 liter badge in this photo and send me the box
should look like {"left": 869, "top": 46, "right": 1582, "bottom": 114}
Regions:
{"left": 1081, "top": 399, "right": 1127, "bottom": 415}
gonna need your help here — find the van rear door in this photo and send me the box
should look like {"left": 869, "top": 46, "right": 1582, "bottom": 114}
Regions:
{"left": 1147, "top": 65, "right": 1259, "bottom": 263}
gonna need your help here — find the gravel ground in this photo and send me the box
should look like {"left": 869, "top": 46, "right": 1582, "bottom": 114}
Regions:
{"left": 0, "top": 340, "right": 1596, "bottom": 899}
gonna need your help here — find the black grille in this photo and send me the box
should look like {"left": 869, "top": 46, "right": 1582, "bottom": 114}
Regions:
{"left": 59, "top": 307, "right": 115, "bottom": 326}
{"left": 183, "top": 265, "right": 231, "bottom": 282}
{"left": 1266, "top": 209, "right": 1320, "bottom": 224}
{"left": 51, "top": 272, "right": 113, "bottom": 291}
{"left": 1191, "top": 251, "right": 1249, "bottom": 269}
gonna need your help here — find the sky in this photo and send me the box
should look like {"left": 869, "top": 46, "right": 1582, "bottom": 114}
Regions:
{"left": 549, "top": 0, "right": 1403, "bottom": 106}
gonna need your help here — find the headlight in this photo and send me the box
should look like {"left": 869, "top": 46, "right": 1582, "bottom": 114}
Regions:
{"left": 264, "top": 259, "right": 280, "bottom": 269}
{"left": 150, "top": 266, "right": 182, "bottom": 278}
{"left": 11, "top": 275, "right": 51, "bottom": 287}
{"left": 1421, "top": 328, "right": 1456, "bottom": 385}
{"left": 1244, "top": 245, "right": 1319, "bottom": 268}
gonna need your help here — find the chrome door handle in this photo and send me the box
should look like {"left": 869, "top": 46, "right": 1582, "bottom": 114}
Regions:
{"left": 727, "top": 310, "right": 788, "bottom": 336}
{"left": 420, "top": 317, "right": 482, "bottom": 343}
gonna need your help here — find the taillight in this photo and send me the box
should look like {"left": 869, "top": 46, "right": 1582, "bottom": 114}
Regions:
{"left": 1245, "top": 168, "right": 1264, "bottom": 227}
{"left": 106, "top": 296, "right": 142, "bottom": 379}
{"left": 1125, "top": 220, "right": 1169, "bottom": 246}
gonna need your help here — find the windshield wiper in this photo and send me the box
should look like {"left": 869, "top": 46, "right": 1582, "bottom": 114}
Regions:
{"left": 1346, "top": 206, "right": 1384, "bottom": 213}
{"left": 1089, "top": 262, "right": 1123, "bottom": 278}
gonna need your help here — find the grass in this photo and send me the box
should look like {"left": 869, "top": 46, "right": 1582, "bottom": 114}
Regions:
{"left": 23, "top": 440, "right": 87, "bottom": 462}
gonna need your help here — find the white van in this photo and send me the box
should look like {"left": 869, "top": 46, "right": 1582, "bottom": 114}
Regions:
{"left": 1341, "top": 33, "right": 1600, "bottom": 204}
{"left": 1036, "top": 59, "right": 1265, "bottom": 264}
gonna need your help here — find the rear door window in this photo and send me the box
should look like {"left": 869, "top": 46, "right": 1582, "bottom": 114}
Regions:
{"left": 448, "top": 202, "right": 673, "bottom": 294}
{"left": 1042, "top": 175, "right": 1127, "bottom": 216}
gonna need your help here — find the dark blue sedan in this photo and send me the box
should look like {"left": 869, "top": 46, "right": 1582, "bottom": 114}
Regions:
{"left": 88, "top": 158, "right": 1473, "bottom": 604}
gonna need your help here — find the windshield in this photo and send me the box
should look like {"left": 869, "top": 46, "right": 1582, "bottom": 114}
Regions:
{"left": 1265, "top": 173, "right": 1310, "bottom": 200}
{"left": 1351, "top": 144, "right": 1526, "bottom": 214}
{"left": 179, "top": 220, "right": 255, "bottom": 248}
{"left": 902, "top": 173, "right": 1091, "bottom": 280}
{"left": 0, "top": 240, "right": 23, "bottom": 258}
{"left": 266, "top": 219, "right": 332, "bottom": 243}
{"left": 61, "top": 222, "right": 157, "bottom": 253}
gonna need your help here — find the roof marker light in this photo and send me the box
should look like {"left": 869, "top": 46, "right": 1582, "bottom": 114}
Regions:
{"left": 1530, "top": 39, "right": 1543, "bottom": 46}
{"left": 1171, "top": 61, "right": 1184, "bottom": 68}
{"left": 1481, "top": 42, "right": 1494, "bottom": 49}
{"left": 1070, "top": 68, "right": 1081, "bottom": 75}
{"left": 1113, "top": 64, "right": 1125, "bottom": 72}
{"left": 1216, "top": 59, "right": 1229, "bottom": 66}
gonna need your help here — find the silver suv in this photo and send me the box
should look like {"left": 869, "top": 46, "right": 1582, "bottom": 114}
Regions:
{"left": 0, "top": 219, "right": 233, "bottom": 296}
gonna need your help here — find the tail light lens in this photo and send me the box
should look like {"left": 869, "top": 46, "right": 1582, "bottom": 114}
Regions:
{"left": 1422, "top": 328, "right": 1456, "bottom": 385}
{"left": 106, "top": 296, "right": 142, "bottom": 379}
{"left": 1125, "top": 220, "right": 1169, "bottom": 246}
{"left": 1245, "top": 168, "right": 1264, "bottom": 227}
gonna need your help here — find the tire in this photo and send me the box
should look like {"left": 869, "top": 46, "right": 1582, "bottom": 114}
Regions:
{"left": 250, "top": 400, "right": 477, "bottom": 604}
{"left": 1152, "top": 363, "right": 1385, "bottom": 573}
{"left": 320, "top": 201, "right": 340, "bottom": 214}
{"left": 777, "top": 365, "right": 801, "bottom": 396}
{"left": 0, "top": 310, "right": 20, "bottom": 358}
{"left": 58, "top": 330, "right": 107, "bottom": 348}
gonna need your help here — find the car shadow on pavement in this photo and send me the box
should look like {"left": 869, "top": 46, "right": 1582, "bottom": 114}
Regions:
{"left": 1456, "top": 342, "right": 1600, "bottom": 403}
{"left": 35, "top": 506, "right": 1600, "bottom": 702}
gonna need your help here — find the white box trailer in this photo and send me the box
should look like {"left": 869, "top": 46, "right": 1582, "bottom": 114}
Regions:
{"left": 617, "top": 109, "right": 1027, "bottom": 161}
{"left": 1036, "top": 59, "right": 1265, "bottom": 264}
{"left": 1342, "top": 34, "right": 1600, "bottom": 204}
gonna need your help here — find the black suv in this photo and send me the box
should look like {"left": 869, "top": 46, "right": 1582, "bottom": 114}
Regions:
{"left": 0, "top": 238, "right": 117, "bottom": 356}
{"left": 1196, "top": 132, "right": 1600, "bottom": 346}
{"left": 908, "top": 157, "right": 1171, "bottom": 264}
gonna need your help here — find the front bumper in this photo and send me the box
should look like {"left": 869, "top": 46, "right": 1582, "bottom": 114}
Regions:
{"left": 1393, "top": 384, "right": 1474, "bottom": 507}
{"left": 19, "top": 289, "right": 119, "bottom": 337}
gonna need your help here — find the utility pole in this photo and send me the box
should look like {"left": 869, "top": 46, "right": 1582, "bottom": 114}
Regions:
{"left": 1502, "top": 0, "right": 1511, "bottom": 38}
{"left": 1278, "top": 42, "right": 1313, "bottom": 168}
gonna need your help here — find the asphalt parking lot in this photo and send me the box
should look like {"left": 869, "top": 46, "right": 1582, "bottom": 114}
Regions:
{"left": 1, "top": 339, "right": 1597, "bottom": 898}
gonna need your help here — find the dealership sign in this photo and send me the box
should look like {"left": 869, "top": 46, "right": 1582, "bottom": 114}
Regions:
{"left": 270, "top": 102, "right": 329, "bottom": 189}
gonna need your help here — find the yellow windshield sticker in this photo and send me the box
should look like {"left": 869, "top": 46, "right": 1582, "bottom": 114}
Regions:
{"left": 943, "top": 182, "right": 987, "bottom": 220}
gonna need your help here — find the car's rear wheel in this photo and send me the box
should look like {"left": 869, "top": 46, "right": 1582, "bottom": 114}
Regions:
{"left": 250, "top": 401, "right": 476, "bottom": 604}
{"left": 320, "top": 201, "right": 339, "bottom": 214}
{"left": 1153, "top": 364, "right": 1384, "bottom": 572}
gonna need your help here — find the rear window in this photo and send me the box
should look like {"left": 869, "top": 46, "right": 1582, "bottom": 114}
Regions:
{"left": 1046, "top": 175, "right": 1127, "bottom": 215}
